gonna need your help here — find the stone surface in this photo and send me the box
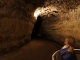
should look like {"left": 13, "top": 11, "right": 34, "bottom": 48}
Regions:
{"left": 0, "top": 0, "right": 35, "bottom": 54}
{"left": 39, "top": 6, "right": 80, "bottom": 48}
{"left": 0, "top": 0, "right": 47, "bottom": 55}
{"left": 0, "top": 0, "right": 80, "bottom": 56}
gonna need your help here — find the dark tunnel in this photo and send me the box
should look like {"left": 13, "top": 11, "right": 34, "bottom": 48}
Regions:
{"left": 31, "top": 16, "right": 42, "bottom": 39}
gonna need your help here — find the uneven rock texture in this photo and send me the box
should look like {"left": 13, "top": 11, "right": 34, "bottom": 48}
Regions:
{"left": 38, "top": 1, "right": 80, "bottom": 48}
{"left": 39, "top": 6, "right": 80, "bottom": 48}
{"left": 0, "top": 0, "right": 48, "bottom": 55}
{"left": 0, "top": 0, "right": 80, "bottom": 56}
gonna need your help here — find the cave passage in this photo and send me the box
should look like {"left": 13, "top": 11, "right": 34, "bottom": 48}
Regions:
{"left": 31, "top": 16, "right": 42, "bottom": 39}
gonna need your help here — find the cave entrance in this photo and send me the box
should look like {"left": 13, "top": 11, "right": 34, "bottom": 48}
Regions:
{"left": 31, "top": 16, "right": 42, "bottom": 39}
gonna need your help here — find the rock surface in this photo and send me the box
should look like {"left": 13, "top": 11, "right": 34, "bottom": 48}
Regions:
{"left": 0, "top": 0, "right": 47, "bottom": 54}
{"left": 0, "top": 0, "right": 80, "bottom": 56}
{"left": 39, "top": 6, "right": 80, "bottom": 48}
{"left": 38, "top": 1, "right": 80, "bottom": 48}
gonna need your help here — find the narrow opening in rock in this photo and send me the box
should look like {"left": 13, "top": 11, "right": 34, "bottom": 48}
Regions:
{"left": 31, "top": 16, "right": 42, "bottom": 39}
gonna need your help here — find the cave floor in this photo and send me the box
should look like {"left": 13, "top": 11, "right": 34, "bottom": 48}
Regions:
{"left": 0, "top": 39, "right": 80, "bottom": 60}
{"left": 0, "top": 39, "right": 58, "bottom": 60}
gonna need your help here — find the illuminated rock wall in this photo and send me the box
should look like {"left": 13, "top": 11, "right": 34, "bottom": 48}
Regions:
{"left": 39, "top": 4, "right": 80, "bottom": 48}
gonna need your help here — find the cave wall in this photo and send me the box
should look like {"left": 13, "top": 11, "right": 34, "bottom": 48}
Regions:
{"left": 38, "top": 0, "right": 80, "bottom": 48}
{"left": 0, "top": 0, "right": 47, "bottom": 55}
{"left": 0, "top": 0, "right": 80, "bottom": 55}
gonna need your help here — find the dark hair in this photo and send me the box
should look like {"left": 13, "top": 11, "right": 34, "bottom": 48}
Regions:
{"left": 65, "top": 36, "right": 76, "bottom": 53}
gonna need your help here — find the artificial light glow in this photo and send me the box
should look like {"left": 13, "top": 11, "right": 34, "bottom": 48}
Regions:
{"left": 34, "top": 5, "right": 57, "bottom": 19}
{"left": 34, "top": 8, "right": 41, "bottom": 19}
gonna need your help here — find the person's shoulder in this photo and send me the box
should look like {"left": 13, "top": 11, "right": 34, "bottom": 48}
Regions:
{"left": 60, "top": 46, "right": 74, "bottom": 56}
{"left": 60, "top": 48, "right": 68, "bottom": 54}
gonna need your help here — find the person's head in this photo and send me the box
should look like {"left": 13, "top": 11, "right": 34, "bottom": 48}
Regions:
{"left": 64, "top": 36, "right": 76, "bottom": 53}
